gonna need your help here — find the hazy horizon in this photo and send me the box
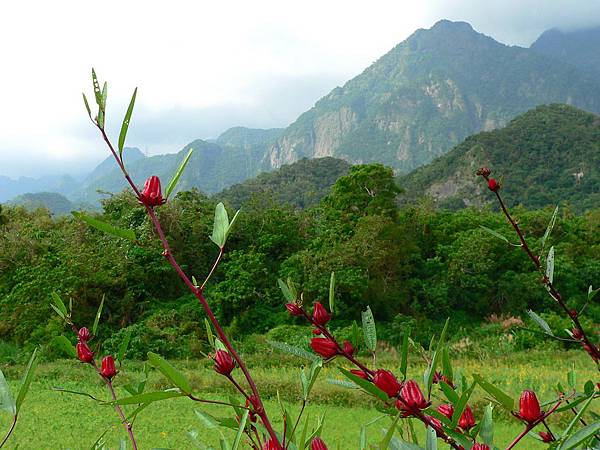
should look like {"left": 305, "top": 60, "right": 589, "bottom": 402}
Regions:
{"left": 2, "top": 0, "right": 600, "bottom": 179}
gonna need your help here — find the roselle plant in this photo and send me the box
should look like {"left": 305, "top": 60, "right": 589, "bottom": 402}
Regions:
{"left": 43, "top": 70, "right": 598, "bottom": 449}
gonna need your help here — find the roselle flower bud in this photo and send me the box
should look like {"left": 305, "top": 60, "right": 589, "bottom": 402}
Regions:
{"left": 285, "top": 303, "right": 303, "bottom": 316}
{"left": 350, "top": 369, "right": 368, "bottom": 379}
{"left": 519, "top": 390, "right": 543, "bottom": 424}
{"left": 487, "top": 178, "right": 499, "bottom": 192}
{"left": 311, "top": 437, "right": 328, "bottom": 450}
{"left": 139, "top": 175, "right": 165, "bottom": 207}
{"left": 400, "top": 380, "right": 428, "bottom": 410}
{"left": 373, "top": 369, "right": 401, "bottom": 397}
{"left": 76, "top": 341, "right": 94, "bottom": 364}
{"left": 572, "top": 328, "right": 583, "bottom": 340}
{"left": 437, "top": 403, "right": 454, "bottom": 420}
{"left": 458, "top": 405, "right": 476, "bottom": 431}
{"left": 342, "top": 340, "right": 354, "bottom": 356}
{"left": 100, "top": 355, "right": 117, "bottom": 379}
{"left": 214, "top": 350, "right": 235, "bottom": 376}
{"left": 312, "top": 302, "right": 331, "bottom": 326}
{"left": 78, "top": 327, "right": 91, "bottom": 342}
{"left": 538, "top": 431, "right": 554, "bottom": 442}
{"left": 424, "top": 416, "right": 443, "bottom": 437}
{"left": 568, "top": 309, "right": 578, "bottom": 319}
{"left": 476, "top": 167, "right": 491, "bottom": 177}
{"left": 310, "top": 337, "right": 338, "bottom": 359}
{"left": 472, "top": 444, "right": 490, "bottom": 450}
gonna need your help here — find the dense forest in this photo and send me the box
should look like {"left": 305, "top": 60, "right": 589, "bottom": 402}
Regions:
{"left": 1, "top": 162, "right": 598, "bottom": 364}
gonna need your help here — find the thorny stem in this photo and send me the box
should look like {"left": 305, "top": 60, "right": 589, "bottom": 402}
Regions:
{"left": 0, "top": 415, "right": 17, "bottom": 449}
{"left": 480, "top": 172, "right": 600, "bottom": 369}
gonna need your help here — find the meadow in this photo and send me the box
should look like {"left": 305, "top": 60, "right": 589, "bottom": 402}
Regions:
{"left": 1, "top": 350, "right": 595, "bottom": 449}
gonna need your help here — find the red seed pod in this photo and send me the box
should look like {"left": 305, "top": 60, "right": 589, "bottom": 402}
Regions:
{"left": 312, "top": 302, "right": 331, "bottom": 326}
{"left": 373, "top": 369, "right": 402, "bottom": 398}
{"left": 476, "top": 167, "right": 491, "bottom": 177}
{"left": 285, "top": 303, "right": 303, "bottom": 316}
{"left": 310, "top": 337, "right": 338, "bottom": 359}
{"left": 213, "top": 350, "right": 235, "bottom": 376}
{"left": 100, "top": 355, "right": 117, "bottom": 379}
{"left": 400, "top": 380, "right": 429, "bottom": 410}
{"left": 519, "top": 390, "right": 543, "bottom": 424}
{"left": 310, "top": 437, "right": 328, "bottom": 450}
{"left": 437, "top": 403, "right": 454, "bottom": 420}
{"left": 76, "top": 341, "right": 94, "bottom": 364}
{"left": 538, "top": 431, "right": 554, "bottom": 442}
{"left": 458, "top": 405, "right": 476, "bottom": 431}
{"left": 139, "top": 175, "right": 166, "bottom": 207}
{"left": 350, "top": 369, "right": 368, "bottom": 379}
{"left": 487, "top": 178, "right": 500, "bottom": 192}
{"left": 342, "top": 340, "right": 354, "bottom": 356}
{"left": 78, "top": 327, "right": 91, "bottom": 342}
{"left": 472, "top": 444, "right": 491, "bottom": 450}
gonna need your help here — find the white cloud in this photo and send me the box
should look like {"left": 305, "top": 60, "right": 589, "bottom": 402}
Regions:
{"left": 0, "top": 0, "right": 598, "bottom": 177}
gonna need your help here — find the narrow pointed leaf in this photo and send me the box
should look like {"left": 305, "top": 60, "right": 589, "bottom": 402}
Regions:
{"left": 165, "top": 148, "right": 193, "bottom": 199}
{"left": 473, "top": 374, "right": 514, "bottom": 411}
{"left": 329, "top": 271, "right": 335, "bottom": 314}
{"left": 92, "top": 295, "right": 104, "bottom": 337}
{"left": 0, "top": 369, "right": 16, "bottom": 414}
{"left": 147, "top": 352, "right": 192, "bottom": 394}
{"left": 546, "top": 246, "right": 555, "bottom": 284}
{"left": 53, "top": 335, "right": 77, "bottom": 358}
{"left": 561, "top": 420, "right": 600, "bottom": 449}
{"left": 361, "top": 306, "right": 377, "bottom": 352}
{"left": 118, "top": 327, "right": 133, "bottom": 362}
{"left": 425, "top": 426, "right": 437, "bottom": 450}
{"left": 339, "top": 368, "right": 388, "bottom": 402}
{"left": 115, "top": 390, "right": 183, "bottom": 405}
{"left": 479, "top": 225, "right": 509, "bottom": 243}
{"left": 277, "top": 279, "right": 295, "bottom": 302}
{"left": 51, "top": 292, "right": 68, "bottom": 317}
{"left": 478, "top": 404, "right": 494, "bottom": 445}
{"left": 231, "top": 409, "right": 249, "bottom": 450}
{"left": 527, "top": 310, "right": 553, "bottom": 336}
{"left": 118, "top": 87, "right": 137, "bottom": 156}
{"left": 379, "top": 411, "right": 402, "bottom": 449}
{"left": 541, "top": 205, "right": 559, "bottom": 254}
{"left": 16, "top": 348, "right": 38, "bottom": 412}
{"left": 72, "top": 212, "right": 137, "bottom": 242}
{"left": 82, "top": 93, "right": 92, "bottom": 119}
{"left": 210, "top": 203, "right": 229, "bottom": 248}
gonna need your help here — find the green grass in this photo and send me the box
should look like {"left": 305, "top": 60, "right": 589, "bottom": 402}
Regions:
{"left": 0, "top": 350, "right": 595, "bottom": 449}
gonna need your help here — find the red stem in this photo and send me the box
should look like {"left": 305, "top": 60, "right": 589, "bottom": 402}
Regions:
{"left": 505, "top": 397, "right": 563, "bottom": 450}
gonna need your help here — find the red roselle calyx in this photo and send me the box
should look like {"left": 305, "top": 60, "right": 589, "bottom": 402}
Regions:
{"left": 399, "top": 380, "right": 429, "bottom": 410}
{"left": 310, "top": 337, "right": 338, "bottom": 359}
{"left": 101, "top": 355, "right": 117, "bottom": 379}
{"left": 487, "top": 178, "right": 499, "bottom": 192}
{"left": 213, "top": 350, "right": 235, "bottom": 376}
{"left": 424, "top": 416, "right": 443, "bottom": 437}
{"left": 437, "top": 403, "right": 454, "bottom": 420}
{"left": 342, "top": 340, "right": 354, "bottom": 356}
{"left": 472, "top": 444, "right": 491, "bottom": 450}
{"left": 312, "top": 302, "right": 331, "bottom": 326}
{"left": 572, "top": 328, "right": 583, "bottom": 340}
{"left": 285, "top": 303, "right": 303, "bottom": 316}
{"left": 458, "top": 405, "right": 476, "bottom": 431}
{"left": 373, "top": 369, "right": 401, "bottom": 397}
{"left": 310, "top": 437, "right": 328, "bottom": 450}
{"left": 78, "top": 326, "right": 91, "bottom": 342}
{"left": 476, "top": 167, "right": 491, "bottom": 177}
{"left": 518, "top": 390, "right": 543, "bottom": 424}
{"left": 76, "top": 341, "right": 94, "bottom": 363}
{"left": 139, "top": 175, "right": 166, "bottom": 207}
{"left": 538, "top": 431, "right": 554, "bottom": 442}
{"left": 350, "top": 369, "right": 368, "bottom": 379}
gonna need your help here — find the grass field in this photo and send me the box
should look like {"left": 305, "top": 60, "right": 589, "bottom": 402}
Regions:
{"left": 0, "top": 350, "right": 596, "bottom": 449}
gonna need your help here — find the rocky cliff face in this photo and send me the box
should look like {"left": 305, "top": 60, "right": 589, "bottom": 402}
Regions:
{"left": 263, "top": 20, "right": 600, "bottom": 175}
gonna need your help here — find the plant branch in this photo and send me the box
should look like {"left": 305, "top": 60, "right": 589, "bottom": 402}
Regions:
{"left": 0, "top": 415, "right": 17, "bottom": 449}
{"left": 200, "top": 246, "right": 225, "bottom": 291}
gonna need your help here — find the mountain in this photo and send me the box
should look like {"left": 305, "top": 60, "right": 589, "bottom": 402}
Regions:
{"left": 531, "top": 26, "right": 600, "bottom": 75}
{"left": 216, "top": 157, "right": 350, "bottom": 209}
{"left": 0, "top": 174, "right": 80, "bottom": 203}
{"left": 398, "top": 104, "right": 600, "bottom": 212}
{"left": 8, "top": 192, "right": 77, "bottom": 215}
{"left": 263, "top": 20, "right": 600, "bottom": 175}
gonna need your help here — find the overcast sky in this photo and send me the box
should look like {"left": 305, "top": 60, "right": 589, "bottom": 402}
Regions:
{"left": 1, "top": 0, "right": 599, "bottom": 178}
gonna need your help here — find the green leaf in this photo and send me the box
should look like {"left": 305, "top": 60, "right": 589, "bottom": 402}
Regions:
{"left": 567, "top": 368, "right": 576, "bottom": 390}
{"left": 51, "top": 292, "right": 68, "bottom": 317}
{"left": 425, "top": 426, "right": 437, "bottom": 450}
{"left": 439, "top": 381, "right": 459, "bottom": 404}
{"left": 82, "top": 93, "right": 92, "bottom": 119}
{"left": 379, "top": 411, "right": 402, "bottom": 450}
{"left": 361, "top": 306, "right": 377, "bottom": 352}
{"left": 205, "top": 319, "right": 215, "bottom": 349}
{"left": 527, "top": 310, "right": 553, "bottom": 336}
{"left": 118, "top": 87, "right": 137, "bottom": 157}
{"left": 231, "top": 409, "right": 249, "bottom": 450}
{"left": 561, "top": 420, "right": 600, "bottom": 449}
{"left": 92, "top": 69, "right": 102, "bottom": 106}
{"left": 478, "top": 404, "right": 494, "bottom": 446}
{"left": 165, "top": 148, "right": 193, "bottom": 199}
{"left": 424, "top": 349, "right": 440, "bottom": 396}
{"left": 0, "top": 369, "right": 16, "bottom": 415}
{"left": 329, "top": 271, "right": 336, "bottom": 315}
{"left": 546, "top": 246, "right": 555, "bottom": 284}
{"left": 118, "top": 328, "right": 133, "bottom": 362}
{"left": 15, "top": 348, "right": 38, "bottom": 412}
{"left": 588, "top": 285, "right": 599, "bottom": 301}
{"left": 301, "top": 359, "right": 322, "bottom": 401}
{"left": 72, "top": 212, "right": 137, "bottom": 242}
{"left": 147, "top": 352, "right": 192, "bottom": 394}
{"left": 210, "top": 203, "right": 229, "bottom": 248}
{"left": 115, "top": 390, "right": 183, "bottom": 406}
{"left": 277, "top": 278, "right": 295, "bottom": 302}
{"left": 53, "top": 335, "right": 77, "bottom": 358}
{"left": 359, "top": 426, "right": 367, "bottom": 450}
{"left": 268, "top": 341, "right": 319, "bottom": 362}
{"left": 479, "top": 225, "right": 509, "bottom": 243}
{"left": 400, "top": 328, "right": 410, "bottom": 379}
{"left": 450, "top": 381, "right": 476, "bottom": 429}
{"left": 541, "top": 205, "right": 559, "bottom": 254}
{"left": 339, "top": 368, "right": 388, "bottom": 402}
{"left": 473, "top": 374, "right": 514, "bottom": 411}
{"left": 92, "top": 295, "right": 104, "bottom": 337}
{"left": 441, "top": 347, "right": 453, "bottom": 382}
{"left": 560, "top": 394, "right": 595, "bottom": 441}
